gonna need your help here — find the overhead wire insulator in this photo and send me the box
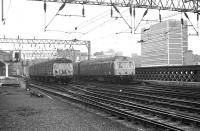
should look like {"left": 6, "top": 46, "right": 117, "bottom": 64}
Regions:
{"left": 129, "top": 5, "right": 132, "bottom": 16}
{"left": 183, "top": 12, "right": 198, "bottom": 35}
{"left": 111, "top": 7, "right": 113, "bottom": 17}
{"left": 143, "top": 9, "right": 148, "bottom": 17}
{"left": 44, "top": 2, "right": 47, "bottom": 12}
{"left": 82, "top": 5, "right": 85, "bottom": 17}
{"left": 184, "top": 12, "right": 189, "bottom": 19}
{"left": 197, "top": 13, "right": 199, "bottom": 36}
{"left": 112, "top": 4, "right": 120, "bottom": 13}
{"left": 159, "top": 10, "right": 161, "bottom": 22}
{"left": 181, "top": 18, "right": 184, "bottom": 25}
{"left": 133, "top": 6, "right": 135, "bottom": 18}
{"left": 59, "top": 2, "right": 66, "bottom": 11}
{"left": 159, "top": 14, "right": 161, "bottom": 22}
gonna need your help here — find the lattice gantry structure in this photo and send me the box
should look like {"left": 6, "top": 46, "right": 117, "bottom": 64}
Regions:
{"left": 37, "top": 0, "right": 200, "bottom": 13}
{"left": 0, "top": 37, "right": 91, "bottom": 60}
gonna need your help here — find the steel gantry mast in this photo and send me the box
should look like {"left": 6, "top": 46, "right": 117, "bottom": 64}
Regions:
{"left": 34, "top": 0, "right": 200, "bottom": 13}
{"left": 0, "top": 37, "right": 91, "bottom": 60}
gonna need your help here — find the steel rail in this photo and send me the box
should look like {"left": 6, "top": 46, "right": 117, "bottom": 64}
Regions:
{"left": 29, "top": 83, "right": 186, "bottom": 131}
{"left": 85, "top": 88, "right": 200, "bottom": 113}
{"left": 67, "top": 84, "right": 200, "bottom": 125}
{"left": 80, "top": 82, "right": 200, "bottom": 100}
{"left": 34, "top": 81, "right": 200, "bottom": 112}
{"left": 84, "top": 86, "right": 200, "bottom": 107}
{"left": 30, "top": 82, "right": 200, "bottom": 128}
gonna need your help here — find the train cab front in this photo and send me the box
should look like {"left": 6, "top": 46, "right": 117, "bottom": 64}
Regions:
{"left": 114, "top": 60, "right": 135, "bottom": 83}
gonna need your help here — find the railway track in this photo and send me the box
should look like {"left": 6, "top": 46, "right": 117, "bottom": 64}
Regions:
{"left": 74, "top": 81, "right": 200, "bottom": 107}
{"left": 84, "top": 87, "right": 200, "bottom": 112}
{"left": 72, "top": 82, "right": 200, "bottom": 119}
{"left": 78, "top": 81, "right": 200, "bottom": 101}
{"left": 29, "top": 82, "right": 200, "bottom": 131}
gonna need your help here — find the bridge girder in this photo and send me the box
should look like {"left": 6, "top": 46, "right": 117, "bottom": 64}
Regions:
{"left": 37, "top": 0, "right": 200, "bottom": 13}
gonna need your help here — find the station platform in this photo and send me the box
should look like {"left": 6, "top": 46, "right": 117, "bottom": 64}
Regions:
{"left": 143, "top": 80, "right": 200, "bottom": 87}
{"left": 0, "top": 86, "right": 135, "bottom": 131}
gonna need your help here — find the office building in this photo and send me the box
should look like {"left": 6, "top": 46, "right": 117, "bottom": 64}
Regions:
{"left": 141, "top": 19, "right": 188, "bottom": 67}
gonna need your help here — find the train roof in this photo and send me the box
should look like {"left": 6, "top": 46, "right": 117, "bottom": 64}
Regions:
{"left": 30, "top": 58, "right": 72, "bottom": 67}
{"left": 51, "top": 58, "right": 72, "bottom": 63}
{"left": 79, "top": 56, "right": 132, "bottom": 64}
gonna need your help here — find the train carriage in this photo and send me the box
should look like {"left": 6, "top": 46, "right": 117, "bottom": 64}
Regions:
{"left": 29, "top": 58, "right": 73, "bottom": 83}
{"left": 74, "top": 56, "right": 135, "bottom": 83}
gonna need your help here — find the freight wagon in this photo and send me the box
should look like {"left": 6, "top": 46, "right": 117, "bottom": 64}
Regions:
{"left": 74, "top": 56, "right": 135, "bottom": 83}
{"left": 29, "top": 58, "right": 73, "bottom": 83}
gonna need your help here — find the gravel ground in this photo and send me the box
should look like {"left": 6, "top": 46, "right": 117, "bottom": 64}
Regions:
{"left": 0, "top": 86, "right": 143, "bottom": 131}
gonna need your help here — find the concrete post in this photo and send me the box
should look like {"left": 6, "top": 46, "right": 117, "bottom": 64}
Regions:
{"left": 5, "top": 63, "right": 9, "bottom": 77}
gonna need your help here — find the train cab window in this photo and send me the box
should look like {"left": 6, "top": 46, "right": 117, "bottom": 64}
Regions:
{"left": 118, "top": 63, "right": 123, "bottom": 68}
{"left": 118, "top": 62, "right": 132, "bottom": 69}
{"left": 129, "top": 62, "right": 133, "bottom": 68}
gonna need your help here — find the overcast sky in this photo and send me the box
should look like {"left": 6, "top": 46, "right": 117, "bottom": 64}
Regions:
{"left": 0, "top": 0, "right": 200, "bottom": 56}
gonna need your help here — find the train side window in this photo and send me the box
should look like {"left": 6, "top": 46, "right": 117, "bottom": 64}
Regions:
{"left": 129, "top": 62, "right": 133, "bottom": 68}
{"left": 118, "top": 62, "right": 122, "bottom": 68}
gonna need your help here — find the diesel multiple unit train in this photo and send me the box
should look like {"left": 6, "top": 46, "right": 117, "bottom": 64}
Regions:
{"left": 73, "top": 56, "right": 135, "bottom": 82}
{"left": 29, "top": 58, "right": 73, "bottom": 83}
{"left": 29, "top": 57, "right": 200, "bottom": 83}
{"left": 29, "top": 56, "right": 135, "bottom": 83}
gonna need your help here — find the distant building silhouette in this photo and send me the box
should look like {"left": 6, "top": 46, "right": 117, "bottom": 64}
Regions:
{"left": 183, "top": 50, "right": 200, "bottom": 65}
{"left": 131, "top": 53, "right": 141, "bottom": 67}
{"left": 93, "top": 49, "right": 123, "bottom": 59}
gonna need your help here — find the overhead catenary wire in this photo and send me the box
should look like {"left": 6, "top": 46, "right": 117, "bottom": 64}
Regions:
{"left": 4, "top": 0, "right": 12, "bottom": 24}
{"left": 134, "top": 12, "right": 182, "bottom": 33}
{"left": 134, "top": 8, "right": 149, "bottom": 32}
{"left": 111, "top": 3, "right": 132, "bottom": 30}
{"left": 77, "top": 18, "right": 114, "bottom": 39}
{"left": 45, "top": 0, "right": 67, "bottom": 31}
{"left": 94, "top": 18, "right": 200, "bottom": 44}
{"left": 130, "top": 4, "right": 133, "bottom": 33}
{"left": 87, "top": 10, "right": 133, "bottom": 41}
{"left": 74, "top": 9, "right": 110, "bottom": 31}
{"left": 56, "top": 4, "right": 86, "bottom": 18}
{"left": 44, "top": 0, "right": 47, "bottom": 31}
{"left": 77, "top": 8, "right": 129, "bottom": 39}
{"left": 45, "top": 3, "right": 110, "bottom": 34}
{"left": 184, "top": 12, "right": 199, "bottom": 35}
{"left": 91, "top": 32, "right": 117, "bottom": 41}
{"left": 140, "top": 23, "right": 200, "bottom": 43}
{"left": 42, "top": 1, "right": 199, "bottom": 40}
{"left": 1, "top": 0, "right": 4, "bottom": 23}
{"left": 1, "top": 0, "right": 12, "bottom": 24}
{"left": 92, "top": 28, "right": 133, "bottom": 41}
